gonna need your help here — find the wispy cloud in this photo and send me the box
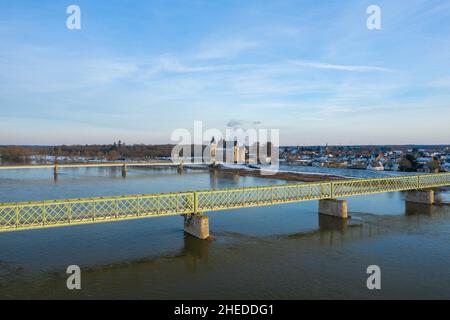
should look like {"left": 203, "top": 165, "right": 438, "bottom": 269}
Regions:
{"left": 318, "top": 105, "right": 354, "bottom": 115}
{"left": 1, "top": 0, "right": 449, "bottom": 145}
{"left": 430, "top": 76, "right": 450, "bottom": 88}
{"left": 153, "top": 55, "right": 222, "bottom": 73}
{"left": 81, "top": 60, "right": 138, "bottom": 84}
{"left": 0, "top": 44, "right": 144, "bottom": 91}
{"left": 151, "top": 55, "right": 256, "bottom": 74}
{"left": 290, "top": 60, "right": 393, "bottom": 73}
{"left": 195, "top": 38, "right": 261, "bottom": 60}
{"left": 227, "top": 119, "right": 261, "bottom": 129}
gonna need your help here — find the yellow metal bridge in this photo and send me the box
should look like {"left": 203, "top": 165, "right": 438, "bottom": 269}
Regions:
{"left": 0, "top": 173, "right": 449, "bottom": 233}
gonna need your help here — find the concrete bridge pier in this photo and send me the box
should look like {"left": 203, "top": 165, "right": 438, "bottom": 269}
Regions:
{"left": 319, "top": 199, "right": 348, "bottom": 219}
{"left": 406, "top": 190, "right": 434, "bottom": 205}
{"left": 122, "top": 164, "right": 128, "bottom": 178}
{"left": 184, "top": 214, "right": 209, "bottom": 239}
{"left": 319, "top": 214, "right": 349, "bottom": 231}
{"left": 177, "top": 162, "right": 184, "bottom": 174}
{"left": 53, "top": 164, "right": 58, "bottom": 180}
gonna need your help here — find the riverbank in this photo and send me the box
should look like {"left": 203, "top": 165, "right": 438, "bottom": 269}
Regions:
{"left": 210, "top": 164, "right": 346, "bottom": 182}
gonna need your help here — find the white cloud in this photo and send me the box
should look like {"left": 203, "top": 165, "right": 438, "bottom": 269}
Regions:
{"left": 195, "top": 38, "right": 260, "bottom": 60}
{"left": 290, "top": 60, "right": 392, "bottom": 73}
{"left": 81, "top": 60, "right": 138, "bottom": 84}
{"left": 318, "top": 106, "right": 354, "bottom": 115}
{"left": 430, "top": 76, "right": 450, "bottom": 88}
{"left": 154, "top": 55, "right": 219, "bottom": 73}
{"left": 226, "top": 119, "right": 261, "bottom": 128}
{"left": 152, "top": 55, "right": 253, "bottom": 74}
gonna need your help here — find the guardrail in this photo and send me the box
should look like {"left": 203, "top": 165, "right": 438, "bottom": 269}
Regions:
{"left": 0, "top": 173, "right": 449, "bottom": 232}
{"left": 0, "top": 161, "right": 211, "bottom": 170}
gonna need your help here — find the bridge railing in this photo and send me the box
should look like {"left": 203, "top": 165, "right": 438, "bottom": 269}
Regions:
{"left": 418, "top": 173, "right": 450, "bottom": 188}
{"left": 196, "top": 182, "right": 332, "bottom": 212}
{"left": 0, "top": 192, "right": 194, "bottom": 231}
{"left": 332, "top": 175, "right": 420, "bottom": 197}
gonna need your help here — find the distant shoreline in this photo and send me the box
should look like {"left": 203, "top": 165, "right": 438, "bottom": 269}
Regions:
{"left": 208, "top": 164, "right": 346, "bottom": 182}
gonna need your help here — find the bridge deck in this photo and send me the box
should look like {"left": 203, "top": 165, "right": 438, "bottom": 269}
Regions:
{"left": 0, "top": 162, "right": 211, "bottom": 170}
{"left": 0, "top": 173, "right": 449, "bottom": 232}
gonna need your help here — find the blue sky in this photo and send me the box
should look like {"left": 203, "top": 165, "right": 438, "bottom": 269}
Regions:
{"left": 0, "top": 0, "right": 449, "bottom": 145}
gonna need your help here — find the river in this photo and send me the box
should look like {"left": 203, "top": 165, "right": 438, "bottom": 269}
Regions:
{"left": 0, "top": 166, "right": 449, "bottom": 299}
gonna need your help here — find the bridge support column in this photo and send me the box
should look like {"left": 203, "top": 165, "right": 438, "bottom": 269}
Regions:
{"left": 319, "top": 199, "right": 348, "bottom": 219}
{"left": 406, "top": 190, "right": 434, "bottom": 205}
{"left": 184, "top": 214, "right": 209, "bottom": 239}
{"left": 122, "top": 164, "right": 127, "bottom": 178}
{"left": 177, "top": 162, "right": 184, "bottom": 174}
{"left": 53, "top": 164, "right": 58, "bottom": 181}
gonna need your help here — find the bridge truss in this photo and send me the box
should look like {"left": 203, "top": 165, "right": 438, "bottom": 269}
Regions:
{"left": 0, "top": 173, "right": 449, "bottom": 232}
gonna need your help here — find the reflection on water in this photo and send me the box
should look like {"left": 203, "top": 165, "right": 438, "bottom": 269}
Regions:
{"left": 0, "top": 167, "right": 289, "bottom": 203}
{"left": 318, "top": 214, "right": 351, "bottom": 232}
{"left": 181, "top": 235, "right": 213, "bottom": 273}
{"left": 405, "top": 201, "right": 434, "bottom": 216}
{"left": 0, "top": 167, "right": 450, "bottom": 299}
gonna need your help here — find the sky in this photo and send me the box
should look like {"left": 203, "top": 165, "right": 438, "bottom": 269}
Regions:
{"left": 0, "top": 0, "right": 449, "bottom": 146}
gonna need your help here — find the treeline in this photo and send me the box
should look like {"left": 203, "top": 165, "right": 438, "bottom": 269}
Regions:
{"left": 55, "top": 143, "right": 177, "bottom": 160}
{"left": 0, "top": 146, "right": 32, "bottom": 163}
{"left": 399, "top": 154, "right": 441, "bottom": 172}
{"left": 0, "top": 143, "right": 178, "bottom": 163}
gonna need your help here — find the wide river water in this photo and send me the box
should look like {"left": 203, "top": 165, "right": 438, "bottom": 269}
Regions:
{"left": 0, "top": 166, "right": 449, "bottom": 299}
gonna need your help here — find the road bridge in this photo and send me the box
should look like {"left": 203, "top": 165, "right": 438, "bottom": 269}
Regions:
{"left": 0, "top": 173, "right": 449, "bottom": 238}
{"left": 0, "top": 161, "right": 217, "bottom": 177}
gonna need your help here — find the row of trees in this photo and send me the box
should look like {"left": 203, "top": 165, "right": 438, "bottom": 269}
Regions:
{"left": 0, "top": 143, "right": 177, "bottom": 163}
{"left": 0, "top": 145, "right": 445, "bottom": 171}
{"left": 0, "top": 146, "right": 32, "bottom": 163}
{"left": 399, "top": 154, "right": 441, "bottom": 172}
{"left": 0, "top": 142, "right": 228, "bottom": 163}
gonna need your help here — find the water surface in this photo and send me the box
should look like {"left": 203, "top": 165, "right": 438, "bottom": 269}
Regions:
{"left": 0, "top": 167, "right": 449, "bottom": 299}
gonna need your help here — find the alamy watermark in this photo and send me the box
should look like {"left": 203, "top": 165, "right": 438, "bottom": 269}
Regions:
{"left": 366, "top": 265, "right": 381, "bottom": 290}
{"left": 66, "top": 5, "right": 81, "bottom": 30}
{"left": 367, "top": 5, "right": 381, "bottom": 30}
{"left": 65, "top": 5, "right": 380, "bottom": 31}
{"left": 170, "top": 121, "right": 280, "bottom": 175}
{"left": 66, "top": 265, "right": 81, "bottom": 290}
